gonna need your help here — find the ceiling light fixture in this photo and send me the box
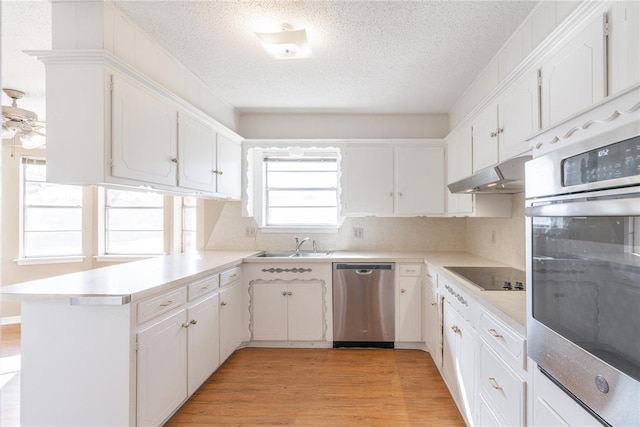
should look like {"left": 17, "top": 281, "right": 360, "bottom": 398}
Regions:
{"left": 255, "top": 24, "right": 312, "bottom": 60}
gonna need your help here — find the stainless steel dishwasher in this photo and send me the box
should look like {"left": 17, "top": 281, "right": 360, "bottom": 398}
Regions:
{"left": 333, "top": 263, "right": 395, "bottom": 348}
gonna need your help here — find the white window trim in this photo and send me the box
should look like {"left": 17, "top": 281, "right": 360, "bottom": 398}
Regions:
{"left": 247, "top": 146, "right": 344, "bottom": 233}
{"left": 14, "top": 256, "right": 86, "bottom": 266}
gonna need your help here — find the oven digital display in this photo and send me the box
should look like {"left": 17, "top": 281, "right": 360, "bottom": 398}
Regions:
{"left": 563, "top": 135, "right": 640, "bottom": 186}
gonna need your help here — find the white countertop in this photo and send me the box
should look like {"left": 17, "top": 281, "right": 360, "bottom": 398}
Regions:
{"left": 1, "top": 251, "right": 260, "bottom": 303}
{"left": 2, "top": 250, "right": 526, "bottom": 335}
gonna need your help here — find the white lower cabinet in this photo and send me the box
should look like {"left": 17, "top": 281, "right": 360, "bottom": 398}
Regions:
{"left": 397, "top": 263, "right": 423, "bottom": 342}
{"left": 442, "top": 299, "right": 476, "bottom": 423}
{"left": 187, "top": 293, "right": 220, "bottom": 395}
{"left": 423, "top": 266, "right": 441, "bottom": 366}
{"left": 478, "top": 341, "right": 525, "bottom": 426}
{"left": 532, "top": 367, "right": 602, "bottom": 427}
{"left": 219, "top": 279, "right": 243, "bottom": 363}
{"left": 251, "top": 281, "right": 324, "bottom": 341}
{"left": 137, "top": 309, "right": 188, "bottom": 426}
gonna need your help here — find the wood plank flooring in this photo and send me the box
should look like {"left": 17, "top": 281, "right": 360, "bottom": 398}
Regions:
{"left": 167, "top": 347, "right": 465, "bottom": 426}
{"left": 1, "top": 326, "right": 464, "bottom": 426}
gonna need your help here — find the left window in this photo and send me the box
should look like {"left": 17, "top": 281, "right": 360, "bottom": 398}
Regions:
{"left": 21, "top": 157, "right": 83, "bottom": 257}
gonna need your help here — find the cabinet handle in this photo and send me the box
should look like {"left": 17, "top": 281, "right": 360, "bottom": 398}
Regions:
{"left": 190, "top": 319, "right": 198, "bottom": 325}
{"left": 287, "top": 291, "right": 292, "bottom": 296}
{"left": 401, "top": 289, "right": 406, "bottom": 294}
{"left": 488, "top": 377, "right": 502, "bottom": 390}
{"left": 398, "top": 192, "right": 403, "bottom": 197}
{"left": 430, "top": 302, "right": 437, "bottom": 306}
{"left": 218, "top": 170, "right": 224, "bottom": 175}
{"left": 221, "top": 301, "right": 227, "bottom": 306}
{"left": 212, "top": 170, "right": 224, "bottom": 175}
{"left": 160, "top": 300, "right": 173, "bottom": 307}
{"left": 229, "top": 273, "right": 237, "bottom": 279}
{"left": 182, "top": 322, "right": 191, "bottom": 328}
{"left": 282, "top": 291, "right": 287, "bottom": 296}
{"left": 451, "top": 325, "right": 460, "bottom": 333}
{"left": 488, "top": 328, "right": 503, "bottom": 338}
{"left": 171, "top": 158, "right": 179, "bottom": 163}
{"left": 389, "top": 192, "right": 394, "bottom": 197}
{"left": 426, "top": 274, "right": 433, "bottom": 278}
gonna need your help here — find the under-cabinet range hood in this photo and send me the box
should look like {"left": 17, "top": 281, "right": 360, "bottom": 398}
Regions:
{"left": 448, "top": 155, "right": 532, "bottom": 194}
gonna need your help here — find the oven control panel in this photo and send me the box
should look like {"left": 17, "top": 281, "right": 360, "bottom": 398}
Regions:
{"left": 563, "top": 135, "right": 640, "bottom": 186}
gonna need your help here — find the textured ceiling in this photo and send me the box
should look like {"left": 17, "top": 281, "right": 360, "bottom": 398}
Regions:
{"left": 1, "top": 1, "right": 538, "bottom": 119}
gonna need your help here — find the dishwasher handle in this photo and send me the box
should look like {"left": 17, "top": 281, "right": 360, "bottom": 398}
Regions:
{"left": 356, "top": 269, "right": 373, "bottom": 275}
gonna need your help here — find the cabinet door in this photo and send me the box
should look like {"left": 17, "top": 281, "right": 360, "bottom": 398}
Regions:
{"left": 216, "top": 133, "right": 242, "bottom": 198}
{"left": 447, "top": 128, "right": 473, "bottom": 215}
{"left": 472, "top": 104, "right": 499, "bottom": 172}
{"left": 541, "top": 13, "right": 607, "bottom": 129}
{"left": 442, "top": 302, "right": 460, "bottom": 398}
{"left": 397, "top": 276, "right": 423, "bottom": 342}
{"left": 424, "top": 278, "right": 441, "bottom": 366}
{"left": 498, "top": 72, "right": 538, "bottom": 161}
{"left": 137, "top": 310, "right": 188, "bottom": 426}
{"left": 609, "top": 1, "right": 640, "bottom": 93}
{"left": 396, "top": 146, "right": 445, "bottom": 215}
{"left": 111, "top": 74, "right": 177, "bottom": 186}
{"left": 341, "top": 146, "right": 394, "bottom": 215}
{"left": 187, "top": 293, "right": 220, "bottom": 396}
{"left": 252, "top": 283, "right": 289, "bottom": 341}
{"left": 219, "top": 282, "right": 243, "bottom": 363}
{"left": 287, "top": 281, "right": 324, "bottom": 341}
{"left": 177, "top": 112, "right": 217, "bottom": 193}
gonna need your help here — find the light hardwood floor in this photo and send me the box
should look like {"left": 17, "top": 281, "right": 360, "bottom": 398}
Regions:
{"left": 0, "top": 327, "right": 464, "bottom": 426}
{"left": 0, "top": 324, "right": 21, "bottom": 427}
{"left": 168, "top": 347, "right": 465, "bottom": 426}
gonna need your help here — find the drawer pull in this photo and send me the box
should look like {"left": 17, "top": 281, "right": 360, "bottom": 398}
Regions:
{"left": 287, "top": 291, "right": 292, "bottom": 296}
{"left": 201, "top": 285, "right": 210, "bottom": 290}
{"left": 488, "top": 377, "right": 502, "bottom": 390}
{"left": 181, "top": 322, "right": 191, "bottom": 328}
{"left": 426, "top": 273, "right": 433, "bottom": 278}
{"left": 451, "top": 325, "right": 460, "bottom": 333}
{"left": 430, "top": 302, "right": 437, "bottom": 306}
{"left": 488, "top": 329, "right": 503, "bottom": 338}
{"left": 282, "top": 291, "right": 287, "bottom": 296}
{"left": 401, "top": 289, "right": 406, "bottom": 294}
{"left": 159, "top": 300, "right": 173, "bottom": 307}
{"left": 229, "top": 273, "right": 237, "bottom": 279}
{"left": 221, "top": 301, "right": 227, "bottom": 306}
{"left": 190, "top": 319, "right": 198, "bottom": 325}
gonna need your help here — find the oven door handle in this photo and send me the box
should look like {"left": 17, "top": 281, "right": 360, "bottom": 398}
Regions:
{"left": 526, "top": 197, "right": 640, "bottom": 217}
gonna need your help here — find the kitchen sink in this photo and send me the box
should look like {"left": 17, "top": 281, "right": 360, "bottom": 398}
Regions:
{"left": 254, "top": 251, "right": 333, "bottom": 258}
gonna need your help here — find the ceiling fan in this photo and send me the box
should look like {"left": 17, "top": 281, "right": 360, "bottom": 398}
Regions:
{"left": 2, "top": 88, "right": 46, "bottom": 149}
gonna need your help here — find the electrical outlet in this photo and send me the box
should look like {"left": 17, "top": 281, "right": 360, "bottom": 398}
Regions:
{"left": 354, "top": 227, "right": 364, "bottom": 238}
{"left": 491, "top": 230, "right": 496, "bottom": 244}
{"left": 245, "top": 226, "right": 256, "bottom": 238}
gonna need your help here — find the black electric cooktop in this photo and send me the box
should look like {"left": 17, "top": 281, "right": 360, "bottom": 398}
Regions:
{"left": 444, "top": 266, "right": 526, "bottom": 291}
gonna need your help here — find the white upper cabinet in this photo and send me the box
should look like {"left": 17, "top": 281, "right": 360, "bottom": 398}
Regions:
{"left": 215, "top": 133, "right": 242, "bottom": 198}
{"left": 472, "top": 104, "right": 500, "bottom": 172}
{"left": 540, "top": 12, "right": 608, "bottom": 129}
{"left": 498, "top": 72, "right": 539, "bottom": 161}
{"left": 177, "top": 112, "right": 217, "bottom": 193}
{"left": 396, "top": 146, "right": 445, "bottom": 215}
{"left": 342, "top": 146, "right": 395, "bottom": 216}
{"left": 177, "top": 114, "right": 241, "bottom": 198}
{"left": 112, "top": 74, "right": 177, "bottom": 187}
{"left": 609, "top": 1, "right": 640, "bottom": 94}
{"left": 342, "top": 144, "right": 445, "bottom": 217}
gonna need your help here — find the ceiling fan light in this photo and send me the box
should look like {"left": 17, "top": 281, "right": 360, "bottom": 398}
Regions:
{"left": 2, "top": 125, "right": 17, "bottom": 140}
{"left": 19, "top": 131, "right": 46, "bottom": 149}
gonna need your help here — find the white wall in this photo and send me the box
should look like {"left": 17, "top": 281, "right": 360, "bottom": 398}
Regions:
{"left": 239, "top": 113, "right": 449, "bottom": 139}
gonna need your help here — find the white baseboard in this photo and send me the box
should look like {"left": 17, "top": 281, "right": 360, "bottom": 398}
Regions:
{"left": 0, "top": 316, "right": 21, "bottom": 325}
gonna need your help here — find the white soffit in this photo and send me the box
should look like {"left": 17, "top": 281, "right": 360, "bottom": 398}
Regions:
{"left": 111, "top": 0, "right": 538, "bottom": 114}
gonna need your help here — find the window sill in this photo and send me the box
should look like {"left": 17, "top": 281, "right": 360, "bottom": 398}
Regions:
{"left": 14, "top": 256, "right": 86, "bottom": 266}
{"left": 259, "top": 226, "right": 340, "bottom": 234}
{"left": 94, "top": 255, "right": 160, "bottom": 263}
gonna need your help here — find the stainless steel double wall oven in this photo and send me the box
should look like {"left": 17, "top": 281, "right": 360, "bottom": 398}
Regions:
{"left": 525, "top": 123, "right": 640, "bottom": 426}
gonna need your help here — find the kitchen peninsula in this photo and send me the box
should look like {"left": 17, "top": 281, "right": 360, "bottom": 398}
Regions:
{"left": 2, "top": 250, "right": 526, "bottom": 426}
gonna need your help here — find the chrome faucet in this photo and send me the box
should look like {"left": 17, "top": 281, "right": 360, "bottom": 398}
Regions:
{"left": 294, "top": 236, "right": 310, "bottom": 253}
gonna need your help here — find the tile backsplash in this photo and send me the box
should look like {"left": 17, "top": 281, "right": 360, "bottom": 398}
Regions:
{"left": 205, "top": 195, "right": 526, "bottom": 270}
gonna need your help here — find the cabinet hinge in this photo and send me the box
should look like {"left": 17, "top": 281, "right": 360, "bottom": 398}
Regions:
{"left": 109, "top": 76, "right": 114, "bottom": 91}
{"left": 604, "top": 16, "right": 610, "bottom": 37}
{"left": 135, "top": 337, "right": 139, "bottom": 352}
{"left": 537, "top": 70, "right": 543, "bottom": 87}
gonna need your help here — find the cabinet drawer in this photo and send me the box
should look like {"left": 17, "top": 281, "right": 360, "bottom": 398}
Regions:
{"left": 399, "top": 263, "right": 422, "bottom": 277}
{"left": 479, "top": 343, "right": 525, "bottom": 427}
{"left": 188, "top": 275, "right": 219, "bottom": 301}
{"left": 137, "top": 287, "right": 187, "bottom": 324}
{"left": 480, "top": 309, "right": 526, "bottom": 370}
{"left": 220, "top": 266, "right": 241, "bottom": 287}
